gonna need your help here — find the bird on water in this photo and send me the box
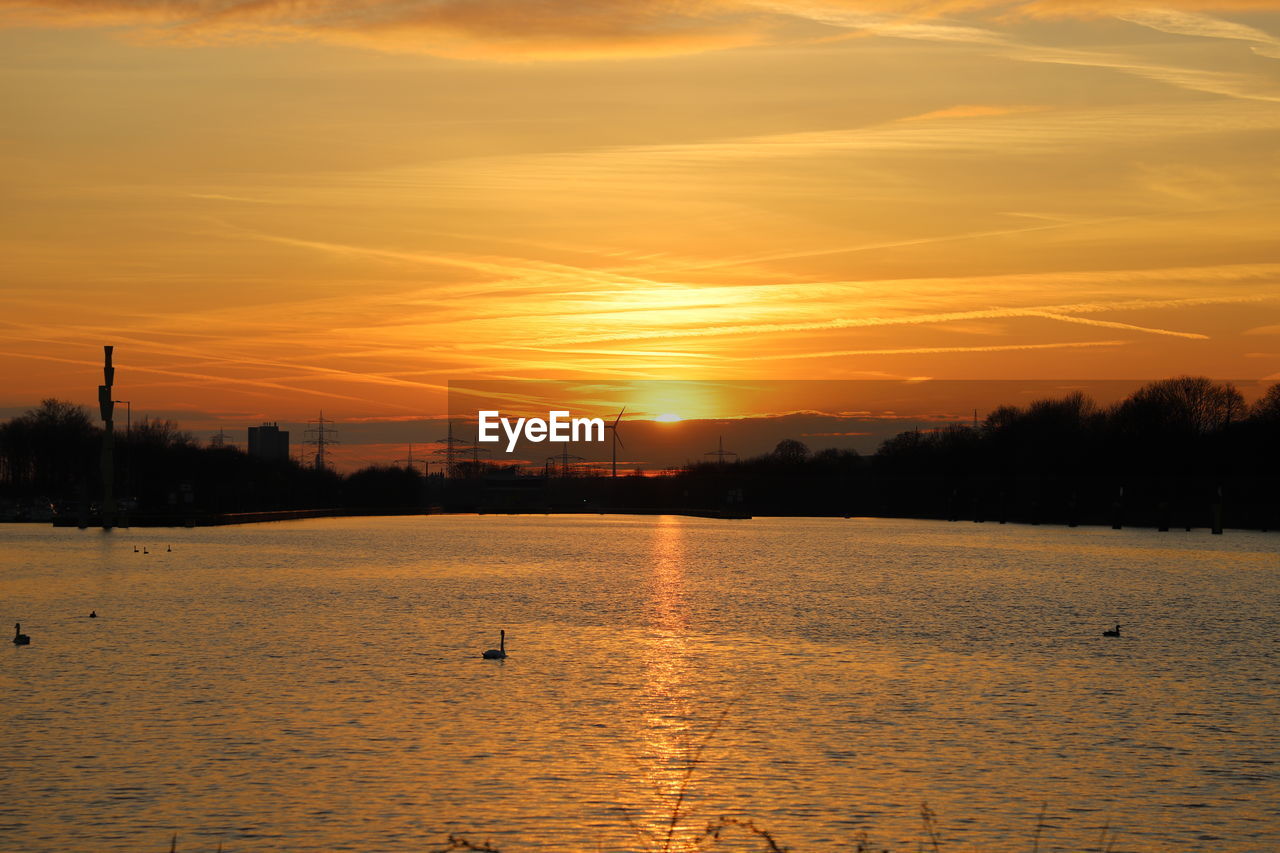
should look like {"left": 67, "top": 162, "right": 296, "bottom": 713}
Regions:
{"left": 482, "top": 630, "right": 507, "bottom": 659}
{"left": 13, "top": 623, "right": 30, "bottom": 645}
{"left": 1103, "top": 624, "right": 1121, "bottom": 637}
{"left": 89, "top": 611, "right": 97, "bottom": 618}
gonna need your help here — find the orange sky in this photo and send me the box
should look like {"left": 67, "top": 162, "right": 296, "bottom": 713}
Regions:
{"left": 2, "top": 1, "right": 1279, "bottom": 466}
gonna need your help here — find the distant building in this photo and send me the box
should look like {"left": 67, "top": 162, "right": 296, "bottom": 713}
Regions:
{"left": 248, "top": 422, "right": 289, "bottom": 462}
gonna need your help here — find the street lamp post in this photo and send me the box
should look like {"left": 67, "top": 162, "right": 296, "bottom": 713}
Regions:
{"left": 113, "top": 400, "right": 132, "bottom": 514}
{"left": 113, "top": 400, "right": 131, "bottom": 434}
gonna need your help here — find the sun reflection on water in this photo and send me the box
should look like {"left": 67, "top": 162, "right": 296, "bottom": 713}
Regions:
{"left": 631, "top": 516, "right": 709, "bottom": 849}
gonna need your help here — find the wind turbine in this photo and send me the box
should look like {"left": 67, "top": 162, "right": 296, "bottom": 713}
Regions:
{"left": 606, "top": 407, "right": 625, "bottom": 478}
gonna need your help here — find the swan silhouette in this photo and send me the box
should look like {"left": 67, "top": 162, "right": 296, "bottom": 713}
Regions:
{"left": 481, "top": 630, "right": 507, "bottom": 660}
{"left": 89, "top": 611, "right": 97, "bottom": 618}
{"left": 13, "top": 623, "right": 30, "bottom": 645}
{"left": 1103, "top": 624, "right": 1121, "bottom": 637}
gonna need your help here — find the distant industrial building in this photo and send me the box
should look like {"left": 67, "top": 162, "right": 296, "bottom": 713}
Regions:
{"left": 248, "top": 422, "right": 289, "bottom": 462}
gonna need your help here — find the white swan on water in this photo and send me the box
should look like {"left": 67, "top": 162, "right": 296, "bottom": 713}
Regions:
{"left": 482, "top": 630, "right": 507, "bottom": 660}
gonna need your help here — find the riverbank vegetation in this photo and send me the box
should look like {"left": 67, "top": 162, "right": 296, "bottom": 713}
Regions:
{"left": 2, "top": 377, "right": 1277, "bottom": 528}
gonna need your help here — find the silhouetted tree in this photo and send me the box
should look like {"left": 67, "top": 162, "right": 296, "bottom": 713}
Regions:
{"left": 1114, "top": 376, "right": 1245, "bottom": 436}
{"left": 1251, "top": 382, "right": 1280, "bottom": 424}
{"left": 772, "top": 438, "right": 810, "bottom": 463}
{"left": 875, "top": 429, "right": 931, "bottom": 475}
{"left": 129, "top": 417, "right": 194, "bottom": 450}
{"left": 812, "top": 447, "right": 861, "bottom": 470}
{"left": 0, "top": 399, "right": 98, "bottom": 497}
{"left": 345, "top": 465, "right": 426, "bottom": 508}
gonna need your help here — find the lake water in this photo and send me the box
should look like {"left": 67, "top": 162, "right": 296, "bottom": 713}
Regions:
{"left": 2, "top": 516, "right": 1277, "bottom": 852}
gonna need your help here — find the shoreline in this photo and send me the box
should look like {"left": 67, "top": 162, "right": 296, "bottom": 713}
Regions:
{"left": 10, "top": 507, "right": 1273, "bottom": 531}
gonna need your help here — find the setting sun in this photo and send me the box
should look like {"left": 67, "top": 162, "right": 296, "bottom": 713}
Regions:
{"left": 655, "top": 413, "right": 683, "bottom": 423}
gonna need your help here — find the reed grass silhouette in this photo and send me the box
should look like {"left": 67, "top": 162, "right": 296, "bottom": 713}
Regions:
{"left": 159, "top": 713, "right": 1130, "bottom": 853}
{"left": 158, "top": 799, "right": 1128, "bottom": 853}
{"left": 423, "top": 709, "right": 1130, "bottom": 853}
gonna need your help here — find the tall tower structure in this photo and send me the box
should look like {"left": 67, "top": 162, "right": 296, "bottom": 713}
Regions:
{"left": 705, "top": 436, "right": 738, "bottom": 467}
{"left": 547, "top": 444, "right": 585, "bottom": 477}
{"left": 398, "top": 442, "right": 429, "bottom": 474}
{"left": 98, "top": 345, "right": 116, "bottom": 529}
{"left": 305, "top": 411, "right": 340, "bottom": 471}
{"left": 434, "top": 421, "right": 469, "bottom": 478}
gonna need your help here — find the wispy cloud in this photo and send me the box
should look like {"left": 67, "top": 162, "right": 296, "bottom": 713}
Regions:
{"left": 1022, "top": 311, "right": 1207, "bottom": 339}
{"left": 5, "top": 1, "right": 1280, "bottom": 60}
{"left": 1009, "top": 43, "right": 1280, "bottom": 103}
{"left": 1120, "top": 8, "right": 1280, "bottom": 58}
{"left": 0, "top": 347, "right": 412, "bottom": 408}
{"left": 519, "top": 289, "right": 1270, "bottom": 347}
{"left": 352, "top": 100, "right": 1280, "bottom": 205}
{"left": 0, "top": 0, "right": 784, "bottom": 59}
{"left": 765, "top": 339, "right": 1128, "bottom": 360}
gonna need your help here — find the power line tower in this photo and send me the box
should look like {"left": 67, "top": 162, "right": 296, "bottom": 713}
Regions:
{"left": 305, "top": 410, "right": 340, "bottom": 471}
{"left": 459, "top": 435, "right": 491, "bottom": 477}
{"left": 210, "top": 428, "right": 229, "bottom": 448}
{"left": 547, "top": 443, "right": 586, "bottom": 477}
{"left": 397, "top": 442, "right": 429, "bottom": 474}
{"left": 434, "top": 421, "right": 469, "bottom": 478}
{"left": 705, "top": 435, "right": 738, "bottom": 467}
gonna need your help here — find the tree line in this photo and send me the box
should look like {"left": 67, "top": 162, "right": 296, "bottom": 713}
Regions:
{"left": 1, "top": 377, "right": 1277, "bottom": 527}
{"left": 668, "top": 377, "right": 1280, "bottom": 527}
{"left": 0, "top": 401, "right": 344, "bottom": 518}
